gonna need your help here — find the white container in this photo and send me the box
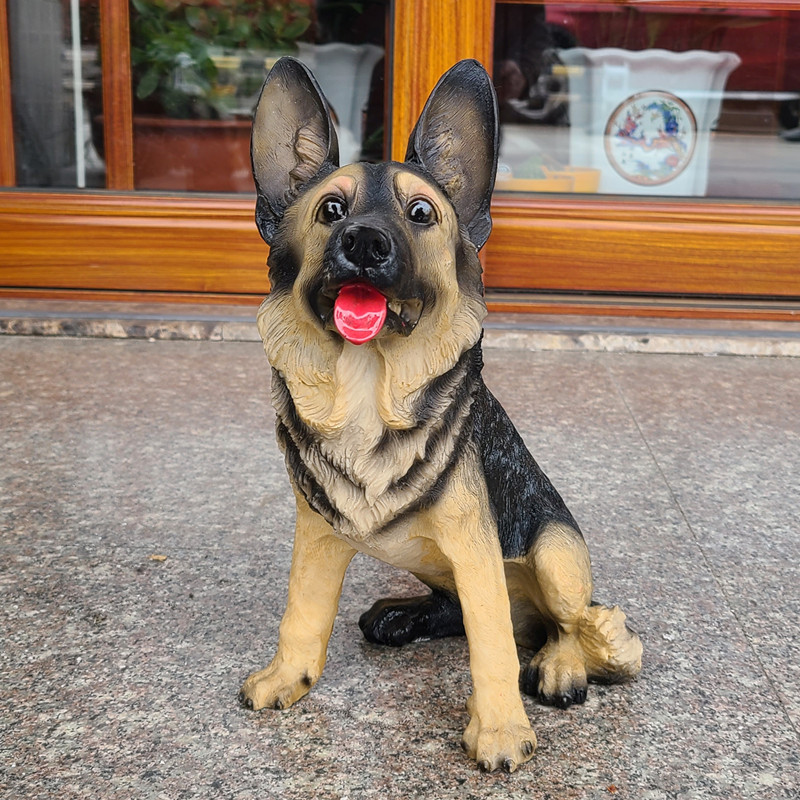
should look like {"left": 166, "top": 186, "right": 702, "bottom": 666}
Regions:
{"left": 297, "top": 42, "right": 384, "bottom": 165}
{"left": 560, "top": 48, "right": 741, "bottom": 196}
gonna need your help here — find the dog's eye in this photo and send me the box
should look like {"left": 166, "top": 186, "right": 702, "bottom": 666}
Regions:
{"left": 317, "top": 198, "right": 348, "bottom": 225}
{"left": 406, "top": 198, "right": 436, "bottom": 226}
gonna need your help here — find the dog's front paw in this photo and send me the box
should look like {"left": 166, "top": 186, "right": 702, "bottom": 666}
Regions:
{"left": 238, "top": 660, "right": 315, "bottom": 711}
{"left": 460, "top": 706, "right": 537, "bottom": 773}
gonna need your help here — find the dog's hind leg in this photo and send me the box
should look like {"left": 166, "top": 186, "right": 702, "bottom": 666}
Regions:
{"left": 358, "top": 588, "right": 465, "bottom": 646}
{"left": 239, "top": 493, "right": 356, "bottom": 711}
{"left": 519, "top": 521, "right": 642, "bottom": 709}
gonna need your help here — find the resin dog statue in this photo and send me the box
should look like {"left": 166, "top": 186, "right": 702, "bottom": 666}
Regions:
{"left": 239, "top": 57, "right": 642, "bottom": 772}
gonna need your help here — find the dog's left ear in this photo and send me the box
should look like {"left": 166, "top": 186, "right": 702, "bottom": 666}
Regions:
{"left": 405, "top": 60, "right": 499, "bottom": 250}
{"left": 251, "top": 57, "right": 340, "bottom": 244}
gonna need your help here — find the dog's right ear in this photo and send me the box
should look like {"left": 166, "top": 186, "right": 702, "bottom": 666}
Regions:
{"left": 251, "top": 57, "right": 340, "bottom": 244}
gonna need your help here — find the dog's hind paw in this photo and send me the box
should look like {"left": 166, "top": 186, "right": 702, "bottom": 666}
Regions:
{"left": 520, "top": 661, "right": 588, "bottom": 709}
{"left": 521, "top": 639, "right": 589, "bottom": 709}
{"left": 358, "top": 590, "right": 464, "bottom": 647}
{"left": 239, "top": 660, "right": 315, "bottom": 712}
{"left": 520, "top": 605, "right": 642, "bottom": 708}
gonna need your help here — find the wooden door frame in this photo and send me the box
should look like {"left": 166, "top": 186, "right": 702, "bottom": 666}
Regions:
{"left": 1, "top": 0, "right": 799, "bottom": 313}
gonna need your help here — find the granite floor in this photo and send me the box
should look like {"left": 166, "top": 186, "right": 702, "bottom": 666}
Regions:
{"left": 1, "top": 335, "right": 799, "bottom": 799}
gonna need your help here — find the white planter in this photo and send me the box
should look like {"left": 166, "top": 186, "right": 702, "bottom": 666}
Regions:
{"left": 297, "top": 42, "right": 384, "bottom": 165}
{"left": 559, "top": 48, "right": 741, "bottom": 196}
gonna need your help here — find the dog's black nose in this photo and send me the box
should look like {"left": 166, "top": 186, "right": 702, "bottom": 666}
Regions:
{"left": 341, "top": 224, "right": 392, "bottom": 267}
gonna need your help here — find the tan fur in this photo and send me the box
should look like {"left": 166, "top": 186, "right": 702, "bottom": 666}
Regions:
{"left": 257, "top": 164, "right": 486, "bottom": 434}
{"left": 376, "top": 169, "right": 486, "bottom": 423}
{"left": 507, "top": 522, "right": 641, "bottom": 697}
{"left": 243, "top": 441, "right": 537, "bottom": 770}
{"left": 415, "top": 447, "right": 536, "bottom": 770}
{"left": 240, "top": 491, "right": 356, "bottom": 711}
{"left": 244, "top": 158, "right": 640, "bottom": 772}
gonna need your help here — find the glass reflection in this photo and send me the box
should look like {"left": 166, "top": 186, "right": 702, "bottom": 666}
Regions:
{"left": 494, "top": 2, "right": 800, "bottom": 199}
{"left": 8, "top": 0, "right": 105, "bottom": 188}
{"left": 130, "top": 0, "right": 386, "bottom": 193}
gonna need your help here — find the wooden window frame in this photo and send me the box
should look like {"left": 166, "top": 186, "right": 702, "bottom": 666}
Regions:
{"left": 1, "top": 0, "right": 799, "bottom": 317}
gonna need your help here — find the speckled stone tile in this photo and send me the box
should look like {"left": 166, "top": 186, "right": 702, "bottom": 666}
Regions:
{"left": 3, "top": 298, "right": 800, "bottom": 355}
{"left": 1, "top": 339, "right": 798, "bottom": 799}
{"left": 602, "top": 353, "right": 800, "bottom": 732}
{"left": 0, "top": 299, "right": 262, "bottom": 342}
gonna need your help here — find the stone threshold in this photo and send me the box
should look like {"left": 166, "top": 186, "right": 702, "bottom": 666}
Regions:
{"left": 1, "top": 299, "right": 799, "bottom": 357}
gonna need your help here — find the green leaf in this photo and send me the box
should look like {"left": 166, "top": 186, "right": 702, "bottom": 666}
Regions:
{"left": 232, "top": 17, "right": 251, "bottom": 42}
{"left": 265, "top": 9, "right": 284, "bottom": 30}
{"left": 136, "top": 67, "right": 161, "bottom": 100}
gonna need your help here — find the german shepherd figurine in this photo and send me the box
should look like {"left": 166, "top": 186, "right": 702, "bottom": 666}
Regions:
{"left": 240, "top": 57, "right": 642, "bottom": 773}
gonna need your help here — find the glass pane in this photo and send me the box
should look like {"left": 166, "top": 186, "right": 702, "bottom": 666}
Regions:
{"left": 493, "top": 2, "right": 800, "bottom": 199}
{"left": 8, "top": 0, "right": 105, "bottom": 188}
{"left": 130, "top": 0, "right": 387, "bottom": 193}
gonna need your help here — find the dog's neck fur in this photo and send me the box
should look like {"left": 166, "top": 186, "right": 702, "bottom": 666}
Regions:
{"left": 258, "top": 291, "right": 486, "bottom": 538}
{"left": 257, "top": 283, "right": 485, "bottom": 432}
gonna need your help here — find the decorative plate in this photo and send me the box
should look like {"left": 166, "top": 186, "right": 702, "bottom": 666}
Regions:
{"left": 604, "top": 91, "right": 697, "bottom": 186}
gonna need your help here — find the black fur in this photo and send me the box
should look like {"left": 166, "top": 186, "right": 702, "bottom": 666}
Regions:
{"left": 251, "top": 59, "right": 339, "bottom": 244}
{"left": 360, "top": 345, "right": 582, "bottom": 646}
{"left": 405, "top": 60, "right": 499, "bottom": 249}
{"left": 471, "top": 382, "right": 581, "bottom": 559}
{"left": 359, "top": 590, "right": 465, "bottom": 647}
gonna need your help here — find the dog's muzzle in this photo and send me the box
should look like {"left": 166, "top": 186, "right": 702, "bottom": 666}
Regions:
{"left": 312, "top": 222, "right": 425, "bottom": 344}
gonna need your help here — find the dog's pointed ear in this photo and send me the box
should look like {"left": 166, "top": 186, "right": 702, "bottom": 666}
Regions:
{"left": 251, "top": 57, "right": 339, "bottom": 244}
{"left": 405, "top": 60, "right": 499, "bottom": 250}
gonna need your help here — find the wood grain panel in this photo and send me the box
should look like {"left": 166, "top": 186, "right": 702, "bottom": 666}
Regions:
{"left": 0, "top": 0, "right": 15, "bottom": 186}
{"left": 390, "top": 0, "right": 493, "bottom": 161}
{"left": 100, "top": 0, "right": 134, "bottom": 190}
{"left": 3, "top": 191, "right": 798, "bottom": 300}
{"left": 0, "top": 193, "right": 269, "bottom": 294}
{"left": 486, "top": 196, "right": 800, "bottom": 297}
{"left": 0, "top": 287, "right": 264, "bottom": 304}
{"left": 3, "top": 286, "right": 797, "bottom": 322}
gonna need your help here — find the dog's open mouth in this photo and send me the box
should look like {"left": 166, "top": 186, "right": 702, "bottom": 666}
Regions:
{"left": 315, "top": 282, "right": 424, "bottom": 345}
{"left": 332, "top": 282, "right": 386, "bottom": 344}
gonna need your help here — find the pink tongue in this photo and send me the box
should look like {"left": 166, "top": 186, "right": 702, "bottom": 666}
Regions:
{"left": 333, "top": 282, "right": 388, "bottom": 345}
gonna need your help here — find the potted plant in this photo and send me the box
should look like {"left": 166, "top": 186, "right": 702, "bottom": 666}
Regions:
{"left": 129, "top": 0, "right": 313, "bottom": 191}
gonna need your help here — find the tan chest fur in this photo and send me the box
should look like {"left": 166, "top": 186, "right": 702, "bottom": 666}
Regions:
{"left": 314, "top": 343, "right": 427, "bottom": 507}
{"left": 269, "top": 341, "right": 464, "bottom": 541}
{"left": 258, "top": 280, "right": 486, "bottom": 543}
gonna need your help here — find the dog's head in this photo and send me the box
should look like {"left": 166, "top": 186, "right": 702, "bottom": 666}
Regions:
{"left": 251, "top": 58, "right": 498, "bottom": 350}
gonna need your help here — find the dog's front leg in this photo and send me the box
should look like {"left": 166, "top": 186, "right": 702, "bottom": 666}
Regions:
{"left": 424, "top": 458, "right": 536, "bottom": 773}
{"left": 239, "top": 493, "right": 356, "bottom": 711}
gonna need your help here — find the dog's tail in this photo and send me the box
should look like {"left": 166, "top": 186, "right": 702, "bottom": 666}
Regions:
{"left": 578, "top": 603, "right": 643, "bottom": 683}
